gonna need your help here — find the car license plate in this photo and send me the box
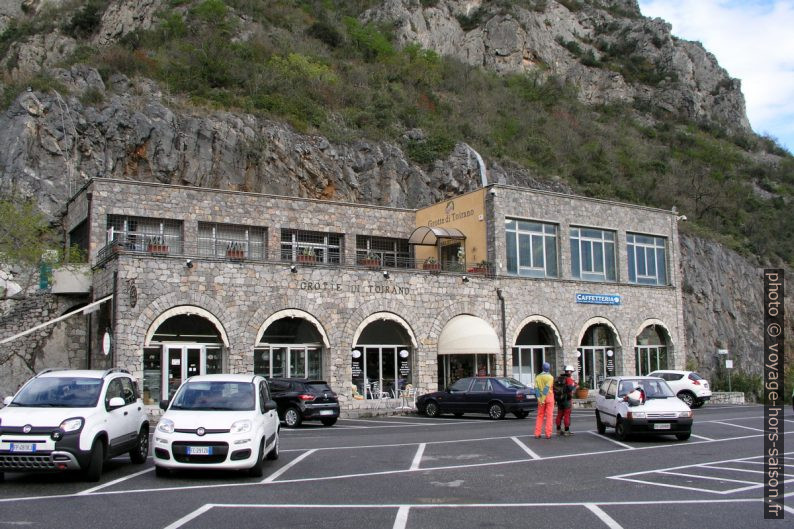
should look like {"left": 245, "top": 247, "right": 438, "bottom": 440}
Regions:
{"left": 187, "top": 446, "right": 212, "bottom": 455}
{"left": 653, "top": 423, "right": 671, "bottom": 430}
{"left": 319, "top": 410, "right": 334, "bottom": 416}
{"left": 10, "top": 443, "right": 36, "bottom": 453}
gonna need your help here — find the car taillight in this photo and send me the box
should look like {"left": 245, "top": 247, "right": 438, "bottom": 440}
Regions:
{"left": 516, "top": 392, "right": 525, "bottom": 401}
{"left": 298, "top": 394, "right": 316, "bottom": 401}
{"left": 691, "top": 380, "right": 701, "bottom": 385}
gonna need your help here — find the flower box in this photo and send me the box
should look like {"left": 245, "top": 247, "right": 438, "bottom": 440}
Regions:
{"left": 423, "top": 262, "right": 440, "bottom": 271}
{"left": 358, "top": 258, "right": 380, "bottom": 268}
{"left": 467, "top": 267, "right": 488, "bottom": 275}
{"left": 297, "top": 254, "right": 316, "bottom": 264}
{"left": 147, "top": 244, "right": 169, "bottom": 255}
{"left": 226, "top": 249, "right": 245, "bottom": 260}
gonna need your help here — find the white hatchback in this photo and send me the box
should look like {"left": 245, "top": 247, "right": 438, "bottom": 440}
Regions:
{"left": 648, "top": 370, "right": 712, "bottom": 408}
{"left": 154, "top": 374, "right": 279, "bottom": 477}
{"left": 595, "top": 376, "right": 694, "bottom": 441}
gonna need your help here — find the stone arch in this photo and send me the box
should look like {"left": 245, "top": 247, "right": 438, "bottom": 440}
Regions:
{"left": 143, "top": 305, "right": 229, "bottom": 347}
{"left": 510, "top": 315, "right": 563, "bottom": 349}
{"left": 633, "top": 318, "right": 674, "bottom": 347}
{"left": 253, "top": 309, "right": 331, "bottom": 348}
{"left": 576, "top": 316, "right": 622, "bottom": 348}
{"left": 426, "top": 301, "right": 500, "bottom": 347}
{"left": 340, "top": 298, "right": 419, "bottom": 353}
{"left": 351, "top": 312, "right": 418, "bottom": 349}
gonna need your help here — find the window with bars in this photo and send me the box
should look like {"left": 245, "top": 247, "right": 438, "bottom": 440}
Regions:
{"left": 280, "top": 229, "right": 343, "bottom": 264}
{"left": 198, "top": 223, "right": 267, "bottom": 260}
{"left": 627, "top": 233, "right": 667, "bottom": 285}
{"left": 570, "top": 227, "right": 616, "bottom": 282}
{"left": 356, "top": 235, "right": 411, "bottom": 268}
{"left": 107, "top": 216, "right": 183, "bottom": 254}
{"left": 505, "top": 219, "right": 558, "bottom": 278}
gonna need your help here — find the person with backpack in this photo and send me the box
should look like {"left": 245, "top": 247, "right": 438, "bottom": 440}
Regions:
{"left": 554, "top": 365, "right": 577, "bottom": 436}
{"left": 534, "top": 362, "right": 555, "bottom": 439}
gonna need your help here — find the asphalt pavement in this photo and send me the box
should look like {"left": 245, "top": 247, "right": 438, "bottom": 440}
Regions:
{"left": 1, "top": 404, "right": 792, "bottom": 528}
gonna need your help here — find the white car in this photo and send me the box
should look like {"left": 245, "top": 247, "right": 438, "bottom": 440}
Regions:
{"left": 595, "top": 376, "right": 693, "bottom": 441}
{"left": 0, "top": 368, "right": 150, "bottom": 482}
{"left": 154, "top": 374, "right": 279, "bottom": 477}
{"left": 648, "top": 370, "right": 712, "bottom": 408}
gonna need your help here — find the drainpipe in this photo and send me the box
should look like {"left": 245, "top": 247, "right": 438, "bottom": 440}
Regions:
{"left": 111, "top": 271, "right": 118, "bottom": 367}
{"left": 497, "top": 288, "right": 506, "bottom": 377}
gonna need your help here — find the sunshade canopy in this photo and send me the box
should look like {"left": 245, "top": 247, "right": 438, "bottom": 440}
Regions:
{"left": 438, "top": 315, "right": 500, "bottom": 355}
{"left": 408, "top": 226, "right": 466, "bottom": 246}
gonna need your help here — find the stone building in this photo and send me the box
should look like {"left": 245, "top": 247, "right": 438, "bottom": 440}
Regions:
{"left": 62, "top": 178, "right": 684, "bottom": 415}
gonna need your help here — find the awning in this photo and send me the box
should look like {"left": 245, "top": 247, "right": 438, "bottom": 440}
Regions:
{"left": 438, "top": 315, "right": 500, "bottom": 355}
{"left": 408, "top": 226, "right": 466, "bottom": 246}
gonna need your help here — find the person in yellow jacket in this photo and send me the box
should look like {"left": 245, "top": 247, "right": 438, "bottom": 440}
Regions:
{"left": 534, "top": 362, "right": 555, "bottom": 439}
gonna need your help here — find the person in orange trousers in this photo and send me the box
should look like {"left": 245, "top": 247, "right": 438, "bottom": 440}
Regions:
{"left": 534, "top": 362, "right": 555, "bottom": 439}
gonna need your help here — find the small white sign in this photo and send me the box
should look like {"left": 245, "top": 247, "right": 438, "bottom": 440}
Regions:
{"left": 725, "top": 359, "right": 733, "bottom": 369}
{"left": 717, "top": 348, "right": 729, "bottom": 355}
{"left": 102, "top": 332, "right": 111, "bottom": 356}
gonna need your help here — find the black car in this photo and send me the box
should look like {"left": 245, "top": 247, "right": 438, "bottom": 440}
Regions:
{"left": 417, "top": 376, "right": 537, "bottom": 420}
{"left": 268, "top": 378, "right": 340, "bottom": 427}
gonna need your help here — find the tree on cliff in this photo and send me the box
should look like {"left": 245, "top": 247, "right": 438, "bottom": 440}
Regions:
{"left": 0, "top": 199, "right": 57, "bottom": 299}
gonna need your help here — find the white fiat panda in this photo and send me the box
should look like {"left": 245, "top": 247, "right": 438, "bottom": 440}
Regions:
{"left": 595, "top": 376, "right": 694, "bottom": 441}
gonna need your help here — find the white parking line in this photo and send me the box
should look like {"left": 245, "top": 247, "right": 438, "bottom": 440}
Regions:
{"left": 585, "top": 430, "right": 634, "bottom": 450}
{"left": 163, "top": 504, "right": 214, "bottom": 529}
{"left": 261, "top": 449, "right": 316, "bottom": 483}
{"left": 342, "top": 418, "right": 430, "bottom": 426}
{"left": 77, "top": 467, "right": 154, "bottom": 495}
{"left": 689, "top": 434, "right": 714, "bottom": 441}
{"left": 712, "top": 421, "right": 764, "bottom": 432}
{"left": 410, "top": 444, "right": 426, "bottom": 470}
{"left": 584, "top": 503, "right": 624, "bottom": 529}
{"left": 392, "top": 505, "right": 410, "bottom": 529}
{"left": 657, "top": 470, "right": 757, "bottom": 485}
{"left": 700, "top": 465, "right": 764, "bottom": 475}
{"left": 511, "top": 436, "right": 541, "bottom": 460}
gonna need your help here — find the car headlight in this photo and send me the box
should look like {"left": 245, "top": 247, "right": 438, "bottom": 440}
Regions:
{"left": 231, "top": 420, "right": 252, "bottom": 433}
{"left": 59, "top": 417, "right": 84, "bottom": 432}
{"left": 679, "top": 410, "right": 693, "bottom": 418}
{"left": 156, "top": 418, "right": 175, "bottom": 434}
{"left": 628, "top": 412, "right": 646, "bottom": 419}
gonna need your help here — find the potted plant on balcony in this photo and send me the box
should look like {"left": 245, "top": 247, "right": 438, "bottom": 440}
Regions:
{"left": 297, "top": 247, "right": 316, "bottom": 263}
{"left": 468, "top": 260, "right": 492, "bottom": 275}
{"left": 358, "top": 251, "right": 381, "bottom": 269}
{"left": 422, "top": 257, "right": 440, "bottom": 271}
{"left": 226, "top": 241, "right": 245, "bottom": 260}
{"left": 147, "top": 236, "right": 169, "bottom": 255}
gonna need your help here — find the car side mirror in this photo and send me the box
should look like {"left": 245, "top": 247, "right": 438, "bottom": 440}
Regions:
{"left": 108, "top": 396, "right": 126, "bottom": 409}
{"left": 3, "top": 396, "right": 12, "bottom": 406}
{"left": 605, "top": 394, "right": 614, "bottom": 400}
{"left": 159, "top": 399, "right": 170, "bottom": 411}
{"left": 264, "top": 399, "right": 277, "bottom": 412}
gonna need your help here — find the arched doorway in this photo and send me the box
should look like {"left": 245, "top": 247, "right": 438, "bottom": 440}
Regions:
{"left": 437, "top": 315, "right": 500, "bottom": 388}
{"left": 512, "top": 319, "right": 560, "bottom": 386}
{"left": 254, "top": 315, "right": 326, "bottom": 380}
{"left": 352, "top": 315, "right": 415, "bottom": 399}
{"left": 577, "top": 321, "right": 620, "bottom": 390}
{"left": 635, "top": 324, "right": 671, "bottom": 375}
{"left": 143, "top": 308, "right": 227, "bottom": 404}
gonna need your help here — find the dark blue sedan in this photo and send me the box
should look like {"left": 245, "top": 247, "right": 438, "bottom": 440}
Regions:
{"left": 417, "top": 377, "right": 537, "bottom": 420}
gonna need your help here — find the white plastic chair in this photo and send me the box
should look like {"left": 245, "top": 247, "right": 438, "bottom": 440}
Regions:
{"left": 398, "top": 386, "right": 417, "bottom": 410}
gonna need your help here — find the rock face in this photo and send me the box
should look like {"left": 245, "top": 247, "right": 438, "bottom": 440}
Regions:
{"left": 364, "top": 0, "right": 750, "bottom": 132}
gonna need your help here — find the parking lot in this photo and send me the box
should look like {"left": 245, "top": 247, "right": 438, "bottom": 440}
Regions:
{"left": 1, "top": 405, "right": 792, "bottom": 528}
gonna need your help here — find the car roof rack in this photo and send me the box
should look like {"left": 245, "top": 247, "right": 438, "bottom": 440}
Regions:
{"left": 34, "top": 368, "right": 58, "bottom": 377}
{"left": 101, "top": 367, "right": 131, "bottom": 379}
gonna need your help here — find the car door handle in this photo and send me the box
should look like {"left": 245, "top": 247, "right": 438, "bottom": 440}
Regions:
{"left": 124, "top": 411, "right": 128, "bottom": 415}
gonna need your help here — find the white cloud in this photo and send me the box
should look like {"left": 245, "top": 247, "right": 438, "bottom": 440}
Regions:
{"left": 638, "top": 0, "right": 794, "bottom": 152}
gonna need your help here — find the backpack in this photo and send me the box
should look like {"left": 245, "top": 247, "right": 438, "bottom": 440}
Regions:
{"left": 553, "top": 375, "right": 564, "bottom": 401}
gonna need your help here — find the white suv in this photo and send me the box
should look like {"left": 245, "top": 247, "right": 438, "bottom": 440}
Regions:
{"left": 0, "top": 369, "right": 150, "bottom": 482}
{"left": 595, "top": 376, "right": 694, "bottom": 441}
{"left": 648, "top": 370, "right": 712, "bottom": 408}
{"left": 154, "top": 374, "right": 279, "bottom": 477}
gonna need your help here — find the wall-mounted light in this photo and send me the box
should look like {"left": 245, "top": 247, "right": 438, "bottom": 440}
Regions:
{"left": 185, "top": 259, "right": 193, "bottom": 269}
{"left": 290, "top": 265, "right": 297, "bottom": 273}
{"left": 351, "top": 350, "right": 362, "bottom": 359}
{"left": 607, "top": 350, "right": 614, "bottom": 357}
{"left": 462, "top": 275, "right": 469, "bottom": 283}
{"left": 383, "top": 270, "right": 390, "bottom": 279}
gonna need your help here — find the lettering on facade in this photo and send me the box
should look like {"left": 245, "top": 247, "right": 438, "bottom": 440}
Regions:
{"left": 299, "top": 281, "right": 410, "bottom": 296}
{"left": 575, "top": 293, "right": 621, "bottom": 305}
{"left": 427, "top": 208, "right": 476, "bottom": 228}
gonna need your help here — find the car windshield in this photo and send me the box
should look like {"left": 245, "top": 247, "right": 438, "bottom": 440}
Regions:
{"left": 617, "top": 379, "right": 675, "bottom": 398}
{"left": 493, "top": 377, "right": 527, "bottom": 390}
{"left": 10, "top": 377, "right": 102, "bottom": 407}
{"left": 170, "top": 381, "right": 255, "bottom": 411}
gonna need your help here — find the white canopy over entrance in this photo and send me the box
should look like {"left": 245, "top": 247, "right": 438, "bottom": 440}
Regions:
{"left": 408, "top": 226, "right": 466, "bottom": 246}
{"left": 438, "top": 315, "right": 500, "bottom": 355}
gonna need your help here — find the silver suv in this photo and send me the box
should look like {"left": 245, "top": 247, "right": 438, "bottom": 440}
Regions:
{"left": 0, "top": 368, "right": 150, "bottom": 482}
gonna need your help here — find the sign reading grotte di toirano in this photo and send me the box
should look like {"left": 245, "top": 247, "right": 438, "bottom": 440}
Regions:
{"left": 575, "top": 293, "right": 621, "bottom": 305}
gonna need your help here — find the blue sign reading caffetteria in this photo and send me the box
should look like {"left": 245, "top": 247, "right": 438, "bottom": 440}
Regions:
{"left": 576, "top": 293, "right": 621, "bottom": 305}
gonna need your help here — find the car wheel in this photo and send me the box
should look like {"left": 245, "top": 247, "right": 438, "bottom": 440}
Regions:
{"left": 424, "top": 401, "right": 440, "bottom": 418}
{"left": 83, "top": 439, "right": 105, "bottom": 483}
{"left": 284, "top": 406, "right": 303, "bottom": 428}
{"left": 677, "top": 391, "right": 695, "bottom": 407}
{"left": 488, "top": 403, "right": 505, "bottom": 420}
{"left": 513, "top": 411, "right": 528, "bottom": 419}
{"left": 692, "top": 399, "right": 704, "bottom": 409}
{"left": 155, "top": 465, "right": 170, "bottom": 478}
{"left": 453, "top": 412, "right": 464, "bottom": 418}
{"left": 248, "top": 439, "right": 265, "bottom": 478}
{"left": 596, "top": 411, "right": 606, "bottom": 435}
{"left": 266, "top": 431, "right": 280, "bottom": 461}
{"left": 615, "top": 418, "right": 628, "bottom": 442}
{"left": 676, "top": 432, "right": 691, "bottom": 441}
{"left": 129, "top": 425, "right": 149, "bottom": 464}
{"left": 320, "top": 417, "right": 337, "bottom": 426}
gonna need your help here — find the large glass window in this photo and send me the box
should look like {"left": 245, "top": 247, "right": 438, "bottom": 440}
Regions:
{"left": 107, "top": 215, "right": 183, "bottom": 254}
{"left": 198, "top": 223, "right": 267, "bottom": 260}
{"left": 627, "top": 233, "right": 667, "bottom": 285}
{"left": 570, "top": 227, "right": 616, "bottom": 282}
{"left": 505, "top": 219, "right": 558, "bottom": 278}
{"left": 280, "top": 229, "right": 343, "bottom": 264}
{"left": 356, "top": 236, "right": 411, "bottom": 268}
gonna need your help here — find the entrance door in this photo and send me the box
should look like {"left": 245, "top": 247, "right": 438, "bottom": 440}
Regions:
{"left": 163, "top": 345, "right": 216, "bottom": 400}
{"left": 577, "top": 347, "right": 611, "bottom": 389}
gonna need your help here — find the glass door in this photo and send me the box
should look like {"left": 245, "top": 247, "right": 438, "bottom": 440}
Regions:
{"left": 162, "top": 345, "right": 222, "bottom": 399}
{"left": 578, "top": 347, "right": 608, "bottom": 389}
{"left": 166, "top": 346, "right": 183, "bottom": 400}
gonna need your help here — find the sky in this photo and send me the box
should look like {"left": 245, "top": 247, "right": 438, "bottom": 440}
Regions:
{"left": 637, "top": 0, "right": 794, "bottom": 154}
